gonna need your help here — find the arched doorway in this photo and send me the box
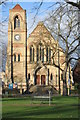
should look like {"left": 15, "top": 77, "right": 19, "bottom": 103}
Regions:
{"left": 34, "top": 65, "right": 48, "bottom": 85}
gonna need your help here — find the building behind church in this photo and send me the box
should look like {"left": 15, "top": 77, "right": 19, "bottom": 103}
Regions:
{"left": 5, "top": 4, "right": 73, "bottom": 95}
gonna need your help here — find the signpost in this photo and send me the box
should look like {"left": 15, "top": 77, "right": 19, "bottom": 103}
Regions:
{"left": 49, "top": 90, "right": 51, "bottom": 106}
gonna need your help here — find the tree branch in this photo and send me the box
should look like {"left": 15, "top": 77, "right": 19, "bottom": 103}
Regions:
{"left": 65, "top": 0, "right": 80, "bottom": 9}
{"left": 68, "top": 44, "right": 80, "bottom": 55}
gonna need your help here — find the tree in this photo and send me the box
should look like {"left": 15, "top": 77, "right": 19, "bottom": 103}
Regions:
{"left": 65, "top": 0, "right": 80, "bottom": 9}
{"left": 44, "top": 3, "right": 80, "bottom": 95}
{"left": 31, "top": 1, "right": 80, "bottom": 95}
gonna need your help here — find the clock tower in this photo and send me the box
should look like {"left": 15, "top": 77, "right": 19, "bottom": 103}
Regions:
{"left": 6, "top": 4, "right": 27, "bottom": 91}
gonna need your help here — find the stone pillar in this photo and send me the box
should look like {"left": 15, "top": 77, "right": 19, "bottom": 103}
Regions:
{"left": 40, "top": 75, "right": 41, "bottom": 85}
{"left": 33, "top": 74, "right": 35, "bottom": 85}
{"left": 44, "top": 47, "right": 46, "bottom": 63}
{"left": 46, "top": 76, "right": 48, "bottom": 85}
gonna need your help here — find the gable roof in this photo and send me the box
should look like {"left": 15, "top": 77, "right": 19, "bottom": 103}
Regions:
{"left": 12, "top": 4, "right": 23, "bottom": 10}
{"left": 28, "top": 21, "right": 55, "bottom": 40}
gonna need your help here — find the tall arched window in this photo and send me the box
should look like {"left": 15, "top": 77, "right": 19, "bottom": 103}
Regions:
{"left": 30, "top": 46, "right": 32, "bottom": 62}
{"left": 42, "top": 48, "right": 44, "bottom": 63}
{"left": 18, "top": 54, "right": 20, "bottom": 62}
{"left": 49, "top": 48, "right": 51, "bottom": 63}
{"left": 37, "top": 43, "right": 44, "bottom": 63}
{"left": 30, "top": 46, "right": 34, "bottom": 63}
{"left": 14, "top": 16, "right": 20, "bottom": 29}
{"left": 46, "top": 47, "right": 48, "bottom": 62}
{"left": 46, "top": 47, "right": 51, "bottom": 63}
{"left": 14, "top": 54, "right": 16, "bottom": 62}
{"left": 40, "top": 45, "right": 41, "bottom": 61}
{"left": 37, "top": 47, "right": 39, "bottom": 62}
{"left": 51, "top": 73, "right": 53, "bottom": 80}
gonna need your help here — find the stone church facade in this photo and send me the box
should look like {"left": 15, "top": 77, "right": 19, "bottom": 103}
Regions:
{"left": 5, "top": 4, "right": 73, "bottom": 94}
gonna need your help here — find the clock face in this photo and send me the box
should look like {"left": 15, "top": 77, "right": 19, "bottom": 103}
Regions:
{"left": 14, "top": 34, "right": 20, "bottom": 41}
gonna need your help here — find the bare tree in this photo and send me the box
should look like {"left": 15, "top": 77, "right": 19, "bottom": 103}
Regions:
{"left": 43, "top": 3, "right": 79, "bottom": 95}
{"left": 65, "top": 0, "right": 80, "bottom": 9}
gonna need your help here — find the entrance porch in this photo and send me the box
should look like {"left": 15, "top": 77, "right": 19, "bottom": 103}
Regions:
{"left": 35, "top": 75, "right": 46, "bottom": 85}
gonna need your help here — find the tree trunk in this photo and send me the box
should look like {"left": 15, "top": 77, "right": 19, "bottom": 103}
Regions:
{"left": 63, "top": 63, "right": 68, "bottom": 96}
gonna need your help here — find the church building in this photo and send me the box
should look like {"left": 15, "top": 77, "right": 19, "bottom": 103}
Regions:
{"left": 5, "top": 4, "right": 73, "bottom": 94}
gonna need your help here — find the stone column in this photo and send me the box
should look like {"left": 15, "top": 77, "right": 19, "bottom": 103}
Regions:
{"left": 46, "top": 76, "right": 48, "bottom": 85}
{"left": 44, "top": 47, "right": 46, "bottom": 64}
{"left": 40, "top": 75, "right": 41, "bottom": 85}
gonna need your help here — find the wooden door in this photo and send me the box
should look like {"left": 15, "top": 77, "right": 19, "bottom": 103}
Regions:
{"left": 41, "top": 75, "right": 45, "bottom": 85}
{"left": 36, "top": 75, "right": 40, "bottom": 85}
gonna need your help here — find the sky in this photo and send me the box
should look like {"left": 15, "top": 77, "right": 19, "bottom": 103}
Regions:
{"left": 1, "top": 0, "right": 78, "bottom": 42}
{"left": 0, "top": 0, "right": 79, "bottom": 71}
{"left": 1, "top": 1, "right": 60, "bottom": 71}
{"left": 2, "top": 1, "right": 60, "bottom": 38}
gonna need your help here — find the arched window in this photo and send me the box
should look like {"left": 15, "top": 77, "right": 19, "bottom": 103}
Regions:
{"left": 46, "top": 47, "right": 48, "bottom": 62}
{"left": 51, "top": 73, "right": 53, "bottom": 80}
{"left": 14, "top": 54, "right": 16, "bottom": 62}
{"left": 40, "top": 45, "right": 41, "bottom": 61}
{"left": 30, "top": 46, "right": 34, "bottom": 63}
{"left": 37, "top": 43, "right": 44, "bottom": 63}
{"left": 30, "top": 46, "right": 32, "bottom": 62}
{"left": 49, "top": 48, "right": 51, "bottom": 63}
{"left": 14, "top": 16, "right": 20, "bottom": 29}
{"left": 37, "top": 47, "right": 39, "bottom": 62}
{"left": 42, "top": 48, "right": 44, "bottom": 63}
{"left": 18, "top": 54, "right": 20, "bottom": 62}
{"left": 46, "top": 47, "right": 51, "bottom": 63}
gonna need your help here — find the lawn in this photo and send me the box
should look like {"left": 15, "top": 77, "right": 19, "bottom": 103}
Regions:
{"left": 2, "top": 96, "right": 79, "bottom": 119}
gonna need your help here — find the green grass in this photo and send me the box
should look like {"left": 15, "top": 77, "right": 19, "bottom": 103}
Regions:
{"left": 2, "top": 96, "right": 79, "bottom": 119}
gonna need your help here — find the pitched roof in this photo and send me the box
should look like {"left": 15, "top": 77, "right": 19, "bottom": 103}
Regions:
{"left": 12, "top": 4, "right": 23, "bottom": 10}
{"left": 28, "top": 21, "right": 55, "bottom": 40}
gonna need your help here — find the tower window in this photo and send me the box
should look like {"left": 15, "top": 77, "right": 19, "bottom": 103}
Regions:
{"left": 18, "top": 54, "right": 20, "bottom": 62}
{"left": 14, "top": 16, "right": 20, "bottom": 29}
{"left": 14, "top": 54, "right": 16, "bottom": 62}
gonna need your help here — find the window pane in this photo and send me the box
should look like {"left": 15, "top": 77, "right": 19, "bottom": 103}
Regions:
{"left": 18, "top": 54, "right": 20, "bottom": 62}
{"left": 51, "top": 73, "right": 53, "bottom": 80}
{"left": 40, "top": 46, "right": 41, "bottom": 61}
{"left": 30, "top": 47, "right": 32, "bottom": 62}
{"left": 46, "top": 47, "right": 48, "bottom": 62}
{"left": 37, "top": 47, "right": 39, "bottom": 62}
{"left": 18, "top": 19, "right": 20, "bottom": 28}
{"left": 42, "top": 48, "right": 44, "bottom": 63}
{"left": 14, "top": 54, "right": 16, "bottom": 62}
{"left": 49, "top": 48, "right": 51, "bottom": 63}
{"left": 14, "top": 16, "right": 20, "bottom": 29}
